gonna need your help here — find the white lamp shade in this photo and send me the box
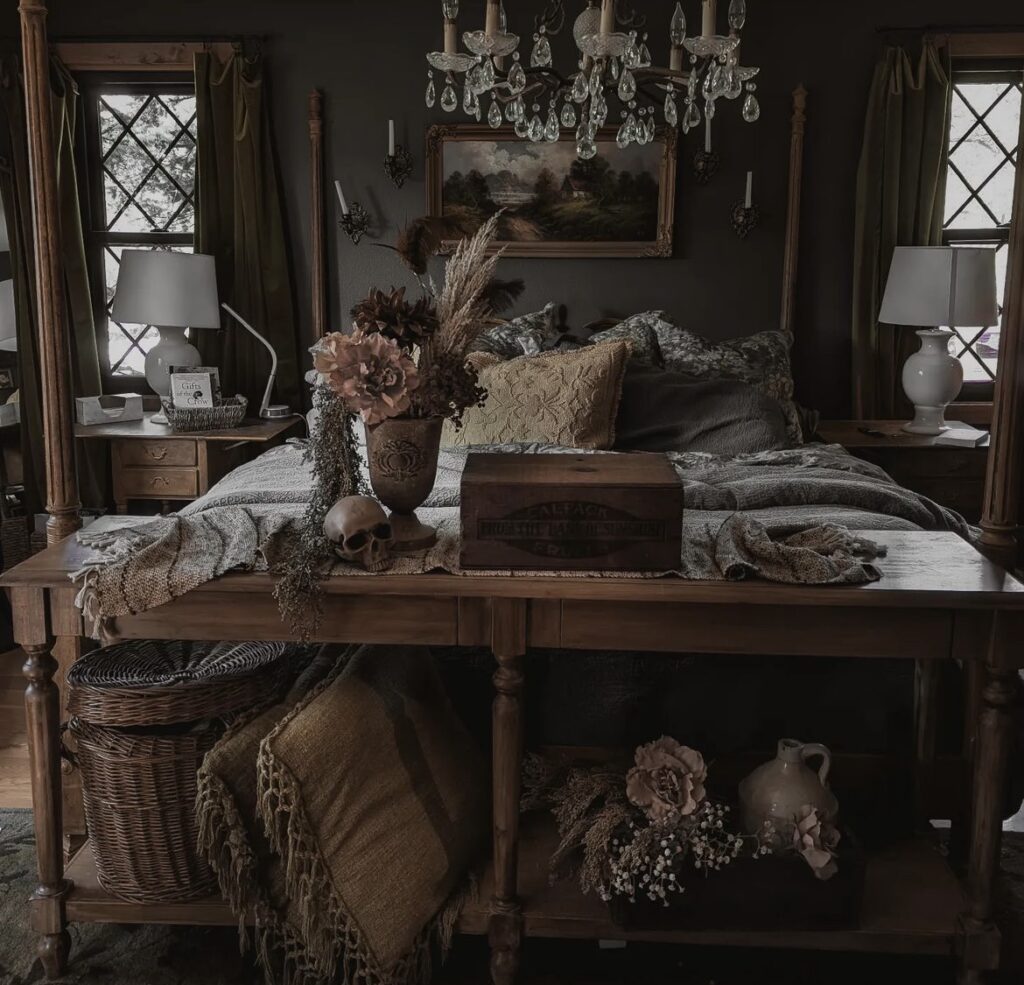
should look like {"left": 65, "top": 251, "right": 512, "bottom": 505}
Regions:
{"left": 0, "top": 280, "right": 16, "bottom": 352}
{"left": 878, "top": 246, "right": 998, "bottom": 328}
{"left": 111, "top": 250, "right": 221, "bottom": 330}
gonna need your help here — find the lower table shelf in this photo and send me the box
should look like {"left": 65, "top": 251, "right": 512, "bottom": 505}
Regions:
{"left": 62, "top": 816, "right": 993, "bottom": 962}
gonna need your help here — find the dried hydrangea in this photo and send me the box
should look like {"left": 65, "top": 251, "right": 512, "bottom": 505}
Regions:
{"left": 792, "top": 805, "right": 840, "bottom": 880}
{"left": 410, "top": 349, "right": 487, "bottom": 427}
{"left": 314, "top": 329, "right": 419, "bottom": 424}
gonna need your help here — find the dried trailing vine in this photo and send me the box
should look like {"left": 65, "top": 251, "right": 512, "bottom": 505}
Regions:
{"left": 273, "top": 384, "right": 366, "bottom": 636}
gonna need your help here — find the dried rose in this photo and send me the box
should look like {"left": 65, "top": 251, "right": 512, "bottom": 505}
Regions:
{"left": 626, "top": 736, "right": 707, "bottom": 823}
{"left": 313, "top": 329, "right": 419, "bottom": 425}
{"left": 792, "top": 805, "right": 840, "bottom": 881}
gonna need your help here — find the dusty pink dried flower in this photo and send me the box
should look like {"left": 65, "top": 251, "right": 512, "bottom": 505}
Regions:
{"left": 313, "top": 329, "right": 419, "bottom": 425}
{"left": 626, "top": 736, "right": 708, "bottom": 823}
{"left": 792, "top": 805, "right": 840, "bottom": 881}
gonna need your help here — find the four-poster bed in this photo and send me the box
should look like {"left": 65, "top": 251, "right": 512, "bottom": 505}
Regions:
{"left": 8, "top": 1, "right": 1024, "bottom": 983}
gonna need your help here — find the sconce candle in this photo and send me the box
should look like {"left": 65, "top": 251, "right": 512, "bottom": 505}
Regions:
{"left": 388, "top": 120, "right": 396, "bottom": 158}
{"left": 335, "top": 180, "right": 350, "bottom": 216}
{"left": 745, "top": 171, "right": 753, "bottom": 209}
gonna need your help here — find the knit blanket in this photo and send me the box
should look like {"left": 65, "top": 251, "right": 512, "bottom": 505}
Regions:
{"left": 72, "top": 442, "right": 975, "bottom": 639}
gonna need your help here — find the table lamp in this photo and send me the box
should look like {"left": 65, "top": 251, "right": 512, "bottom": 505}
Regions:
{"left": 878, "top": 246, "right": 997, "bottom": 435}
{"left": 112, "top": 251, "right": 289, "bottom": 423}
{"left": 111, "top": 251, "right": 221, "bottom": 423}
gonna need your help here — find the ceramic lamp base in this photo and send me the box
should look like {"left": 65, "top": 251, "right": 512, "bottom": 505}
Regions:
{"left": 388, "top": 512, "right": 437, "bottom": 552}
{"left": 145, "top": 325, "right": 201, "bottom": 404}
{"left": 902, "top": 407, "right": 949, "bottom": 436}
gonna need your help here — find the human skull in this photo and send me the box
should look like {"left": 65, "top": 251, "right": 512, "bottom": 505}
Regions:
{"left": 323, "top": 496, "right": 394, "bottom": 573}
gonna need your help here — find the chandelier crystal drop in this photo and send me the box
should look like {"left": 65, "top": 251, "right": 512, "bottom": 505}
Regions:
{"left": 423, "top": 0, "right": 760, "bottom": 158}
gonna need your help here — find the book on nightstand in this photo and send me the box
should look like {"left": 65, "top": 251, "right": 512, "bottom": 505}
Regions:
{"left": 934, "top": 426, "right": 989, "bottom": 448}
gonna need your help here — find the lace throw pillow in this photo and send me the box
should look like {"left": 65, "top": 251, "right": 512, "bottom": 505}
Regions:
{"left": 467, "top": 302, "right": 561, "bottom": 360}
{"left": 444, "top": 340, "right": 631, "bottom": 449}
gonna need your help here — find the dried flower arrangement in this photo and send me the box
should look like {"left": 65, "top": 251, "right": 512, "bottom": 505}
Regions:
{"left": 523, "top": 735, "right": 842, "bottom": 913}
{"left": 312, "top": 212, "right": 525, "bottom": 431}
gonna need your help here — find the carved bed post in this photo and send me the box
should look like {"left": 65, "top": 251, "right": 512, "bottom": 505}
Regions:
{"left": 979, "top": 105, "right": 1024, "bottom": 570}
{"left": 780, "top": 85, "right": 807, "bottom": 338}
{"left": 19, "top": 0, "right": 81, "bottom": 545}
{"left": 309, "top": 89, "right": 326, "bottom": 345}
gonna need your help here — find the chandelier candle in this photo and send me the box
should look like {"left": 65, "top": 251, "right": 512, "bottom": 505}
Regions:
{"left": 702, "top": 0, "right": 716, "bottom": 38}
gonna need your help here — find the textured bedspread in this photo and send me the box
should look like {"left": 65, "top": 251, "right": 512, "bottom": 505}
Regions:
{"left": 72, "top": 440, "right": 974, "bottom": 638}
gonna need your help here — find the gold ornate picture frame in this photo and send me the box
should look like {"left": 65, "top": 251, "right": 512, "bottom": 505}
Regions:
{"left": 426, "top": 124, "right": 677, "bottom": 258}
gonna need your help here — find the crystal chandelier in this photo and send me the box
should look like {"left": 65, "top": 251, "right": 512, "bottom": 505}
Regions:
{"left": 425, "top": 0, "right": 760, "bottom": 160}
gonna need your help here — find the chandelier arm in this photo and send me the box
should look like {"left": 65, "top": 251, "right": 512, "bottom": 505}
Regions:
{"left": 614, "top": 0, "right": 646, "bottom": 30}
{"left": 533, "top": 0, "right": 566, "bottom": 36}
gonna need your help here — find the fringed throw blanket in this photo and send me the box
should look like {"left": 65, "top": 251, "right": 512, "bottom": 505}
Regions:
{"left": 73, "top": 441, "right": 976, "bottom": 639}
{"left": 197, "top": 643, "right": 488, "bottom": 985}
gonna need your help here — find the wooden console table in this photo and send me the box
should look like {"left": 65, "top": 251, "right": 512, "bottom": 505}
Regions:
{"left": 4, "top": 531, "right": 1023, "bottom": 984}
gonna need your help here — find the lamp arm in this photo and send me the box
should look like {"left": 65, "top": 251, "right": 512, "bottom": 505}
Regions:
{"left": 220, "top": 302, "right": 278, "bottom": 416}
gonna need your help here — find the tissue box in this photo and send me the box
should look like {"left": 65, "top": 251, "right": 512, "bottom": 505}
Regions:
{"left": 75, "top": 394, "right": 144, "bottom": 427}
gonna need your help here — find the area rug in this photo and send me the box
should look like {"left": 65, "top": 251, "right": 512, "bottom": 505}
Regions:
{"left": 2, "top": 809, "right": 1021, "bottom": 985}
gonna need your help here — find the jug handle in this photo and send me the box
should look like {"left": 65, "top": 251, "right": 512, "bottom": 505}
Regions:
{"left": 800, "top": 743, "right": 831, "bottom": 785}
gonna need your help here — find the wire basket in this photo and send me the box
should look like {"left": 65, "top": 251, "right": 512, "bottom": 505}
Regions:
{"left": 160, "top": 395, "right": 248, "bottom": 433}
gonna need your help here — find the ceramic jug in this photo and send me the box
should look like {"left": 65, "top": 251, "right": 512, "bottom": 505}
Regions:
{"left": 738, "top": 738, "right": 839, "bottom": 836}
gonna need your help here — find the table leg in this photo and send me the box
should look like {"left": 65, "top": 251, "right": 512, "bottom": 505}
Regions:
{"left": 489, "top": 599, "right": 526, "bottom": 985}
{"left": 958, "top": 611, "right": 1017, "bottom": 983}
{"left": 22, "top": 604, "right": 70, "bottom": 979}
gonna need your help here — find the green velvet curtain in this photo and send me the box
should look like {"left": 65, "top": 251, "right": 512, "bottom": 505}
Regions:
{"left": 851, "top": 43, "right": 952, "bottom": 419}
{"left": 0, "top": 56, "right": 106, "bottom": 514}
{"left": 194, "top": 49, "right": 301, "bottom": 414}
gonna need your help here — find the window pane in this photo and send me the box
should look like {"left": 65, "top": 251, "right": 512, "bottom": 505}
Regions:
{"left": 943, "top": 73, "right": 1022, "bottom": 387}
{"left": 94, "top": 86, "right": 197, "bottom": 378}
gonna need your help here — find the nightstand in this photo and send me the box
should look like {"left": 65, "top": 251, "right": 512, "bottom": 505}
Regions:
{"left": 75, "top": 413, "right": 303, "bottom": 514}
{"left": 815, "top": 420, "right": 989, "bottom": 521}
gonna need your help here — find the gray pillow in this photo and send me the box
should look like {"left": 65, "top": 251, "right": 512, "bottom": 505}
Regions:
{"left": 614, "top": 363, "right": 790, "bottom": 455}
{"left": 589, "top": 319, "right": 664, "bottom": 368}
{"left": 468, "top": 302, "right": 560, "bottom": 359}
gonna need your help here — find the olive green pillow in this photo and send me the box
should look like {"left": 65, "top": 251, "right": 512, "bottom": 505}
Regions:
{"left": 444, "top": 340, "right": 631, "bottom": 449}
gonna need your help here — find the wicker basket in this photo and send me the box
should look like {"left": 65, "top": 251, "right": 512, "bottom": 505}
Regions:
{"left": 70, "top": 718, "right": 221, "bottom": 902}
{"left": 160, "top": 395, "right": 248, "bottom": 433}
{"left": 67, "top": 639, "right": 289, "bottom": 903}
{"left": 68, "top": 639, "right": 288, "bottom": 726}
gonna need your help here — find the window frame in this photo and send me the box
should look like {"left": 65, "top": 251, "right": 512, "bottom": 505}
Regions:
{"left": 943, "top": 61, "right": 1022, "bottom": 409}
{"left": 76, "top": 72, "right": 198, "bottom": 393}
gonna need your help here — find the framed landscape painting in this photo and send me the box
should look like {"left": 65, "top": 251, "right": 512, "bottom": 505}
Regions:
{"left": 425, "top": 124, "right": 677, "bottom": 257}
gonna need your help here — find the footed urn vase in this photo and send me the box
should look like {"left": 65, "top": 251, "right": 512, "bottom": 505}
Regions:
{"left": 738, "top": 738, "right": 839, "bottom": 838}
{"left": 365, "top": 416, "right": 442, "bottom": 552}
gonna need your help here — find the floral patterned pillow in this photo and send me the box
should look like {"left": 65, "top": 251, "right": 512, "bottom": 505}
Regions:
{"left": 467, "top": 302, "right": 561, "bottom": 360}
{"left": 648, "top": 316, "right": 804, "bottom": 443}
{"left": 589, "top": 320, "right": 664, "bottom": 368}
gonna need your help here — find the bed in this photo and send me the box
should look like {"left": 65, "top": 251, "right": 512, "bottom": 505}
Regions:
{"left": 7, "top": 49, "right": 1024, "bottom": 985}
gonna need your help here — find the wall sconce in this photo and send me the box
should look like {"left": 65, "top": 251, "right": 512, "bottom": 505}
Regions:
{"left": 385, "top": 120, "right": 414, "bottom": 188}
{"left": 335, "top": 181, "right": 370, "bottom": 245}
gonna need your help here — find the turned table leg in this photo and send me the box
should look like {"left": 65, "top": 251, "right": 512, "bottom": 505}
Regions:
{"left": 489, "top": 599, "right": 526, "bottom": 985}
{"left": 19, "top": 585, "right": 71, "bottom": 978}
{"left": 958, "top": 611, "right": 1017, "bottom": 983}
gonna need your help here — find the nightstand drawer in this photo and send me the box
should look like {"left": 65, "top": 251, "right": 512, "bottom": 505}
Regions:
{"left": 119, "top": 467, "right": 198, "bottom": 499}
{"left": 118, "top": 439, "right": 197, "bottom": 468}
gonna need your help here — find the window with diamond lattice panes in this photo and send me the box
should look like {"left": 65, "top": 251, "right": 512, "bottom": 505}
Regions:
{"left": 84, "top": 82, "right": 198, "bottom": 385}
{"left": 943, "top": 70, "right": 1023, "bottom": 389}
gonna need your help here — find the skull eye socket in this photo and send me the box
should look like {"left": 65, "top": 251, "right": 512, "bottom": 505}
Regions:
{"left": 343, "top": 530, "right": 368, "bottom": 552}
{"left": 373, "top": 522, "right": 393, "bottom": 541}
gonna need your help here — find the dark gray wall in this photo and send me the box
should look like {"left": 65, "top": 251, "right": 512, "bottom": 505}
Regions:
{"left": 43, "top": 0, "right": 1024, "bottom": 417}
